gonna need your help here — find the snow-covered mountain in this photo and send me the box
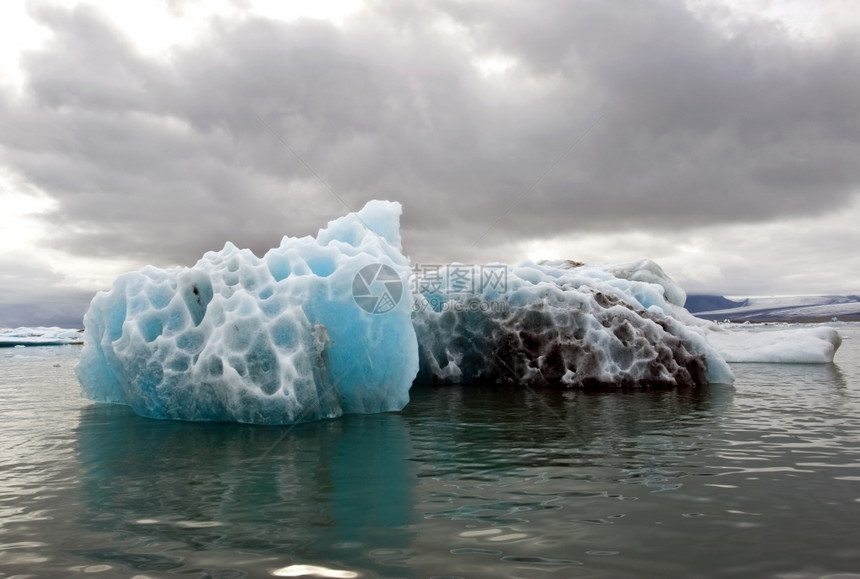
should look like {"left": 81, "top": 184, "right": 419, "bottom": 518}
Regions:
{"left": 686, "top": 294, "right": 860, "bottom": 322}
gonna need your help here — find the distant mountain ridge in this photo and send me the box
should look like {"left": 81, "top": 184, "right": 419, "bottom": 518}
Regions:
{"left": 684, "top": 295, "right": 748, "bottom": 313}
{"left": 686, "top": 294, "right": 860, "bottom": 322}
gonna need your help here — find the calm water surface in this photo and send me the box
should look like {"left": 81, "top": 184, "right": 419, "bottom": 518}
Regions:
{"left": 1, "top": 325, "right": 859, "bottom": 578}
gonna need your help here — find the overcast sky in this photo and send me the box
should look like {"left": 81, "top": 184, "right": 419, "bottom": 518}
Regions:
{"left": 2, "top": 0, "right": 860, "bottom": 327}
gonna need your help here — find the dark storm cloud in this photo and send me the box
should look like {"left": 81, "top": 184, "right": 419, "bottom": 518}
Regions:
{"left": 2, "top": 0, "right": 859, "bottom": 272}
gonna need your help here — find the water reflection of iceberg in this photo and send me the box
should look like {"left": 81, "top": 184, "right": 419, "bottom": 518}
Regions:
{"left": 731, "top": 361, "right": 848, "bottom": 390}
{"left": 73, "top": 405, "right": 416, "bottom": 576}
{"left": 404, "top": 383, "right": 733, "bottom": 484}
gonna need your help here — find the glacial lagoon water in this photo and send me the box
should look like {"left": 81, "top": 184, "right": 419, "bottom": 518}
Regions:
{"left": 1, "top": 325, "right": 860, "bottom": 578}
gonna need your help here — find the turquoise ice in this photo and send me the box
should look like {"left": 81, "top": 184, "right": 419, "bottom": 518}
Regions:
{"left": 75, "top": 201, "right": 418, "bottom": 424}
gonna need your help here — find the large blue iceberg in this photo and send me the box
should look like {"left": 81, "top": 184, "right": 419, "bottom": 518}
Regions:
{"left": 76, "top": 200, "right": 735, "bottom": 425}
{"left": 75, "top": 201, "right": 418, "bottom": 424}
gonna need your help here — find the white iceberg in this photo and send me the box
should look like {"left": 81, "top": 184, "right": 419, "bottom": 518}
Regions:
{"left": 0, "top": 326, "right": 83, "bottom": 346}
{"left": 706, "top": 326, "right": 842, "bottom": 363}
